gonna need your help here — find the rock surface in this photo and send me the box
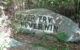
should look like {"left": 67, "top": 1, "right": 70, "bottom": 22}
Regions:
{"left": 13, "top": 9, "right": 80, "bottom": 42}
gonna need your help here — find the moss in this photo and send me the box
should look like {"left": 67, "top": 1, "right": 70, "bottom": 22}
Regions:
{"left": 19, "top": 28, "right": 33, "bottom": 34}
{"left": 57, "top": 32, "right": 68, "bottom": 41}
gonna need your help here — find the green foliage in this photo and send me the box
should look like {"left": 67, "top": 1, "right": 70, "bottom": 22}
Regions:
{"left": 33, "top": 42, "right": 45, "bottom": 47}
{"left": 40, "top": 35, "right": 49, "bottom": 40}
{"left": 32, "top": 41, "right": 70, "bottom": 50}
{"left": 62, "top": 48, "right": 69, "bottom": 50}
{"left": 52, "top": 48, "right": 57, "bottom": 50}
{"left": 32, "top": 0, "right": 80, "bottom": 18}
{"left": 48, "top": 0, "right": 60, "bottom": 8}
{"left": 57, "top": 32, "right": 68, "bottom": 41}
{"left": 48, "top": 0, "right": 74, "bottom": 8}
{"left": 19, "top": 28, "right": 33, "bottom": 34}
{"left": 32, "top": 42, "right": 51, "bottom": 50}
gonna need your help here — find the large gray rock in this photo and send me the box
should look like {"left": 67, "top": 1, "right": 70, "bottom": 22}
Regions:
{"left": 12, "top": 9, "right": 80, "bottom": 42}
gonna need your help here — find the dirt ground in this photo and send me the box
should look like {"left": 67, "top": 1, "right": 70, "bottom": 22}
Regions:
{"left": 8, "top": 34, "right": 80, "bottom": 50}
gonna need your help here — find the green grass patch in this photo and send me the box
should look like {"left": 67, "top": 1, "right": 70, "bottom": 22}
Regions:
{"left": 57, "top": 32, "right": 68, "bottom": 41}
{"left": 19, "top": 28, "right": 33, "bottom": 34}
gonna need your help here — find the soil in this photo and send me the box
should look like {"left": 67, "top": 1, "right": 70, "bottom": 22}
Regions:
{"left": 8, "top": 33, "right": 80, "bottom": 50}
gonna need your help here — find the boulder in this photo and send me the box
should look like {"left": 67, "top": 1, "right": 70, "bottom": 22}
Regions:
{"left": 12, "top": 9, "right": 80, "bottom": 42}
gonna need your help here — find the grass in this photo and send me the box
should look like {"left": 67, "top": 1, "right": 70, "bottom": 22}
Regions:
{"left": 57, "top": 32, "right": 68, "bottom": 42}
{"left": 32, "top": 42, "right": 71, "bottom": 50}
{"left": 13, "top": 32, "right": 80, "bottom": 50}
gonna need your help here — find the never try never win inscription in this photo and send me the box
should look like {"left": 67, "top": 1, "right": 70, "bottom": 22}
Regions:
{"left": 15, "top": 14, "right": 58, "bottom": 33}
